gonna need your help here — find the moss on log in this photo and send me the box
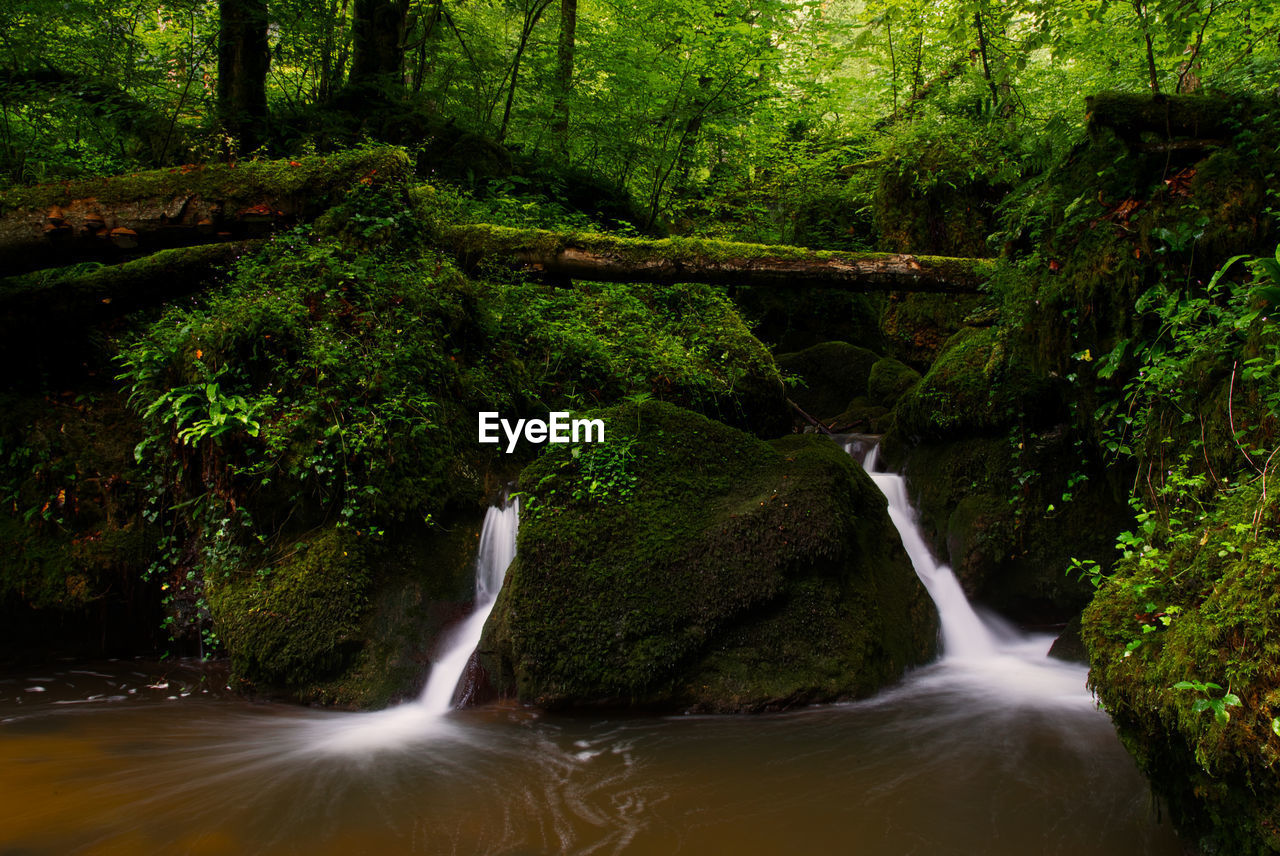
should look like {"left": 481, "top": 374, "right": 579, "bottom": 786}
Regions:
{"left": 0, "top": 147, "right": 411, "bottom": 274}
{"left": 439, "top": 223, "right": 992, "bottom": 293}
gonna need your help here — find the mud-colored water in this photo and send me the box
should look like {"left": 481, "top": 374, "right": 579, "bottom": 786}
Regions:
{"left": 0, "top": 655, "right": 1182, "bottom": 855}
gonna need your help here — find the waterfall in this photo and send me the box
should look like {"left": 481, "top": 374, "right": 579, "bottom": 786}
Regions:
{"left": 302, "top": 496, "right": 519, "bottom": 754}
{"left": 860, "top": 446, "right": 999, "bottom": 660}
{"left": 418, "top": 497, "right": 520, "bottom": 714}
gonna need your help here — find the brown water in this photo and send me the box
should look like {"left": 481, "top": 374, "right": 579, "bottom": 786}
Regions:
{"left": 0, "top": 655, "right": 1185, "bottom": 855}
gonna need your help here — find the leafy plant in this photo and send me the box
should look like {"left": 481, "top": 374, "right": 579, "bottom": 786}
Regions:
{"left": 1173, "top": 679, "right": 1242, "bottom": 727}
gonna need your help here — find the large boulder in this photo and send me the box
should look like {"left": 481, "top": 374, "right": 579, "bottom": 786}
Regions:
{"left": 481, "top": 400, "right": 938, "bottom": 711}
{"left": 1083, "top": 476, "right": 1280, "bottom": 855}
{"left": 777, "top": 341, "right": 880, "bottom": 421}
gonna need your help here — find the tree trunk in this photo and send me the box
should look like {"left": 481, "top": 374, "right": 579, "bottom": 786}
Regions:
{"left": 349, "top": 0, "right": 409, "bottom": 96}
{"left": 1133, "top": 0, "right": 1161, "bottom": 93}
{"left": 217, "top": 0, "right": 271, "bottom": 154}
{"left": 0, "top": 148, "right": 412, "bottom": 275}
{"left": 551, "top": 0, "right": 578, "bottom": 158}
{"left": 441, "top": 224, "right": 990, "bottom": 293}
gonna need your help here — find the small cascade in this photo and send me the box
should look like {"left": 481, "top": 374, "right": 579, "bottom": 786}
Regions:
{"left": 852, "top": 441, "right": 1090, "bottom": 711}
{"left": 418, "top": 497, "right": 519, "bottom": 714}
{"left": 302, "top": 496, "right": 518, "bottom": 754}
{"left": 860, "top": 445, "right": 998, "bottom": 660}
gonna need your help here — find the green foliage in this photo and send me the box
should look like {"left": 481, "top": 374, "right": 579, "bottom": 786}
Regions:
{"left": 1172, "top": 680, "right": 1242, "bottom": 727}
{"left": 113, "top": 186, "right": 783, "bottom": 676}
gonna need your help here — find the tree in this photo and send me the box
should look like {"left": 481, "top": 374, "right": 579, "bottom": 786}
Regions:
{"left": 217, "top": 0, "right": 270, "bottom": 153}
{"left": 348, "top": 0, "right": 410, "bottom": 96}
{"left": 551, "top": 0, "right": 577, "bottom": 158}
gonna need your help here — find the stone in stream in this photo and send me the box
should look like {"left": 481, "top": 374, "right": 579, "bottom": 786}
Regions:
{"left": 480, "top": 399, "right": 938, "bottom": 712}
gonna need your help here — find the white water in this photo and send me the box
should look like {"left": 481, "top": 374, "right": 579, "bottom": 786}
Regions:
{"left": 301, "top": 497, "right": 519, "bottom": 754}
{"left": 419, "top": 498, "right": 519, "bottom": 715}
{"left": 856, "top": 442, "right": 1091, "bottom": 708}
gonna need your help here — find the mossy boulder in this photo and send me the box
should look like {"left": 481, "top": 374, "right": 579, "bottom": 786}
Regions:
{"left": 880, "top": 292, "right": 985, "bottom": 369}
{"left": 481, "top": 400, "right": 938, "bottom": 711}
{"left": 209, "top": 527, "right": 373, "bottom": 691}
{"left": 866, "top": 356, "right": 920, "bottom": 408}
{"left": 1083, "top": 477, "right": 1280, "bottom": 854}
{"left": 777, "top": 341, "right": 880, "bottom": 421}
{"left": 889, "top": 325, "right": 1058, "bottom": 444}
{"left": 207, "top": 513, "right": 488, "bottom": 707}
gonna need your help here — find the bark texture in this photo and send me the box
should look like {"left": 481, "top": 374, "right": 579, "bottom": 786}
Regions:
{"left": 0, "top": 148, "right": 411, "bottom": 275}
{"left": 217, "top": 0, "right": 271, "bottom": 153}
{"left": 442, "top": 224, "right": 990, "bottom": 293}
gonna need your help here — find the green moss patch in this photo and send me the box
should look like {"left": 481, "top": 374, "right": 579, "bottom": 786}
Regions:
{"left": 777, "top": 341, "right": 879, "bottom": 420}
{"left": 482, "top": 400, "right": 937, "bottom": 711}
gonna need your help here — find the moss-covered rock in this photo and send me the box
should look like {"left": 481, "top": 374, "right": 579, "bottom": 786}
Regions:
{"left": 481, "top": 400, "right": 937, "bottom": 711}
{"left": 1083, "top": 478, "right": 1280, "bottom": 854}
{"left": 889, "top": 325, "right": 1058, "bottom": 444}
{"left": 879, "top": 292, "right": 986, "bottom": 369}
{"left": 777, "top": 341, "right": 880, "bottom": 421}
{"left": 209, "top": 512, "right": 485, "bottom": 707}
{"left": 209, "top": 527, "right": 371, "bottom": 690}
{"left": 107, "top": 187, "right": 790, "bottom": 701}
{"left": 866, "top": 356, "right": 920, "bottom": 408}
{"left": 882, "top": 428, "right": 1122, "bottom": 622}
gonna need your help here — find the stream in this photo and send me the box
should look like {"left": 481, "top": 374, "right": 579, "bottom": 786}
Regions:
{"left": 0, "top": 443, "right": 1185, "bottom": 855}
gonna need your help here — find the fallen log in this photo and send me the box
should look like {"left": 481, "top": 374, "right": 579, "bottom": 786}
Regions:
{"left": 0, "top": 147, "right": 411, "bottom": 275}
{"left": 0, "top": 241, "right": 263, "bottom": 389}
{"left": 439, "top": 224, "right": 991, "bottom": 293}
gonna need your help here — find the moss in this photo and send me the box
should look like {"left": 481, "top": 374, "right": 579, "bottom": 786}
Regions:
{"left": 832, "top": 396, "right": 892, "bottom": 434}
{"left": 890, "top": 325, "right": 1058, "bottom": 443}
{"left": 866, "top": 356, "right": 920, "bottom": 408}
{"left": 872, "top": 142, "right": 1005, "bottom": 257}
{"left": 209, "top": 526, "right": 371, "bottom": 690}
{"left": 776, "top": 341, "right": 879, "bottom": 420}
{"left": 884, "top": 430, "right": 1120, "bottom": 621}
{"left": 437, "top": 222, "right": 994, "bottom": 288}
{"left": 291, "top": 515, "right": 484, "bottom": 708}
{"left": 1083, "top": 478, "right": 1280, "bottom": 854}
{"left": 113, "top": 189, "right": 790, "bottom": 701}
{"left": 879, "top": 292, "right": 986, "bottom": 369}
{"left": 0, "top": 147, "right": 412, "bottom": 214}
{"left": 481, "top": 400, "right": 937, "bottom": 710}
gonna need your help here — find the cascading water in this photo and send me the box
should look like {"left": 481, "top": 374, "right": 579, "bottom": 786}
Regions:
{"left": 418, "top": 498, "right": 519, "bottom": 715}
{"left": 0, "top": 459, "right": 1180, "bottom": 854}
{"left": 860, "top": 445, "right": 998, "bottom": 660}
{"left": 853, "top": 441, "right": 1090, "bottom": 706}
{"left": 301, "top": 496, "right": 519, "bottom": 754}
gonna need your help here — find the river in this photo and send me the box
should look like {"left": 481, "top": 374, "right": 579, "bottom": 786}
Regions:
{"left": 0, "top": 443, "right": 1185, "bottom": 854}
